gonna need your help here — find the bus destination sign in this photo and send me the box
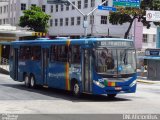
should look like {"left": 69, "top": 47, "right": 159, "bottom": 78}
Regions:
{"left": 97, "top": 41, "right": 133, "bottom": 47}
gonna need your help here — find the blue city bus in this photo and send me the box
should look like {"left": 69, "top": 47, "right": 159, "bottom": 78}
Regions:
{"left": 9, "top": 38, "right": 137, "bottom": 97}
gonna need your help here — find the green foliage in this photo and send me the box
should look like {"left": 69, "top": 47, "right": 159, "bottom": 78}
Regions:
{"left": 141, "top": 0, "right": 160, "bottom": 10}
{"left": 19, "top": 6, "right": 51, "bottom": 32}
{"left": 109, "top": 0, "right": 160, "bottom": 38}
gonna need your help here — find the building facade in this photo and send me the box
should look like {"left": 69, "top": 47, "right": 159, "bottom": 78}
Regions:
{"left": 142, "top": 27, "right": 157, "bottom": 49}
{"left": 0, "top": 0, "right": 132, "bottom": 38}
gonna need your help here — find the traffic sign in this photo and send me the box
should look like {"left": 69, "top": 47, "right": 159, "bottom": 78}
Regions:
{"left": 113, "top": 0, "right": 141, "bottom": 8}
{"left": 98, "top": 6, "right": 117, "bottom": 12}
{"left": 146, "top": 10, "right": 160, "bottom": 22}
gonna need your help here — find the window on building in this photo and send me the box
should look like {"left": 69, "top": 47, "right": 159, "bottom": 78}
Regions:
{"left": 153, "top": 35, "right": 156, "bottom": 42}
{"left": 11, "top": 4, "right": 13, "bottom": 11}
{"left": 91, "top": 0, "right": 95, "bottom": 7}
{"left": 13, "top": 18, "right": 15, "bottom": 25}
{"left": 102, "top": 0, "right": 108, "bottom": 6}
{"left": 90, "top": 15, "right": 94, "bottom": 24}
{"left": 77, "top": 17, "right": 81, "bottom": 25}
{"left": 50, "top": 45, "right": 68, "bottom": 62}
{"left": 60, "top": 18, "right": 63, "bottom": 26}
{"left": 3, "top": 19, "right": 5, "bottom": 24}
{"left": 31, "top": 4, "right": 36, "bottom": 7}
{"left": 66, "top": 5, "right": 69, "bottom": 11}
{"left": 56, "top": 5, "right": 58, "bottom": 12}
{"left": 78, "top": 1, "right": 81, "bottom": 9}
{"left": 0, "top": 19, "right": 2, "bottom": 25}
{"left": 4, "top": 6, "right": 6, "bottom": 13}
{"left": 14, "top": 3, "right": 16, "bottom": 11}
{"left": 10, "top": 18, "right": 12, "bottom": 24}
{"left": 55, "top": 19, "right": 58, "bottom": 26}
{"left": 0, "top": 7, "right": 2, "bottom": 14}
{"left": 5, "top": 19, "right": 8, "bottom": 24}
{"left": 143, "top": 34, "right": 148, "bottom": 43}
{"left": 21, "top": 3, "right": 26, "bottom": 10}
{"left": 71, "top": 17, "right": 74, "bottom": 26}
{"left": 101, "top": 16, "right": 107, "bottom": 24}
{"left": 50, "top": 19, "right": 53, "bottom": 27}
{"left": 6, "top": 5, "right": 8, "bottom": 12}
{"left": 72, "top": 2, "right": 75, "bottom": 10}
{"left": 50, "top": 5, "right": 53, "bottom": 13}
{"left": 84, "top": 0, "right": 88, "bottom": 8}
{"left": 42, "top": 5, "right": 46, "bottom": 12}
{"left": 65, "top": 18, "right": 69, "bottom": 26}
{"left": 61, "top": 5, "right": 63, "bottom": 11}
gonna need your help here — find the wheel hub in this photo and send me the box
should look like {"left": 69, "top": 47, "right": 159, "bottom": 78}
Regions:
{"left": 74, "top": 84, "right": 79, "bottom": 94}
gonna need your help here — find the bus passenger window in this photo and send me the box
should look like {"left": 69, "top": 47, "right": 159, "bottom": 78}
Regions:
{"left": 31, "top": 46, "right": 41, "bottom": 61}
{"left": 71, "top": 46, "right": 80, "bottom": 64}
{"left": 50, "top": 45, "right": 68, "bottom": 62}
{"left": 19, "top": 46, "right": 31, "bottom": 60}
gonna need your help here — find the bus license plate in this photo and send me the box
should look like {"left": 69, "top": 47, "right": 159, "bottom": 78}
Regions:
{"left": 115, "top": 87, "right": 122, "bottom": 91}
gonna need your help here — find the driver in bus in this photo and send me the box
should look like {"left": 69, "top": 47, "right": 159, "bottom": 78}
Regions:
{"left": 100, "top": 50, "right": 114, "bottom": 69}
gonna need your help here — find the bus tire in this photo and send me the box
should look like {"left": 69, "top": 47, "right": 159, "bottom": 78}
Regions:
{"left": 72, "top": 81, "right": 81, "bottom": 97}
{"left": 24, "top": 75, "right": 30, "bottom": 88}
{"left": 107, "top": 94, "right": 117, "bottom": 98}
{"left": 30, "top": 75, "right": 36, "bottom": 88}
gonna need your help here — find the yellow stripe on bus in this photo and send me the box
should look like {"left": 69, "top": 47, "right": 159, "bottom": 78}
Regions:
{"left": 111, "top": 82, "right": 116, "bottom": 87}
{"left": 65, "top": 63, "right": 70, "bottom": 91}
{"left": 66, "top": 39, "right": 71, "bottom": 46}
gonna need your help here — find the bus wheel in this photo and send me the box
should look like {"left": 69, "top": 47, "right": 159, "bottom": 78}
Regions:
{"left": 30, "top": 76, "right": 36, "bottom": 88}
{"left": 107, "top": 94, "right": 117, "bottom": 98}
{"left": 24, "top": 75, "right": 30, "bottom": 88}
{"left": 72, "top": 82, "right": 80, "bottom": 97}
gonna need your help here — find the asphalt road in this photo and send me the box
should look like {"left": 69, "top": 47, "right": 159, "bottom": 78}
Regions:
{"left": 0, "top": 73, "right": 160, "bottom": 114}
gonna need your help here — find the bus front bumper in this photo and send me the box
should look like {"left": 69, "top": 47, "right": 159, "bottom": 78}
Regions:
{"left": 92, "top": 81, "right": 137, "bottom": 95}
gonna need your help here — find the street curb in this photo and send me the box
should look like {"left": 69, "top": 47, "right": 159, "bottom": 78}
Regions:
{"left": 137, "top": 79, "right": 160, "bottom": 84}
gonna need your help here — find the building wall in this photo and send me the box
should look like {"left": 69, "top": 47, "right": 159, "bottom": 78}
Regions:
{"left": 0, "top": 0, "right": 134, "bottom": 38}
{"left": 142, "top": 27, "right": 157, "bottom": 49}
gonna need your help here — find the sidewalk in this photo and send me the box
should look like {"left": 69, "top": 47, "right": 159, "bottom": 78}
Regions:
{"left": 137, "top": 76, "right": 160, "bottom": 84}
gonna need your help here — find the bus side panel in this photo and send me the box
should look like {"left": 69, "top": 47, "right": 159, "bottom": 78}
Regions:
{"left": 18, "top": 60, "right": 43, "bottom": 84}
{"left": 29, "top": 61, "right": 43, "bottom": 85}
{"left": 48, "top": 62, "right": 66, "bottom": 90}
{"left": 18, "top": 60, "right": 31, "bottom": 82}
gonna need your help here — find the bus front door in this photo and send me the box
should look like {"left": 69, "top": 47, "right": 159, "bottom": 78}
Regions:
{"left": 42, "top": 48, "right": 49, "bottom": 86}
{"left": 82, "top": 49, "right": 92, "bottom": 93}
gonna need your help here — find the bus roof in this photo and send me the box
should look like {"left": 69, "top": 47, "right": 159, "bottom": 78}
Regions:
{"left": 11, "top": 38, "right": 133, "bottom": 46}
{"left": 0, "top": 41, "right": 11, "bottom": 45}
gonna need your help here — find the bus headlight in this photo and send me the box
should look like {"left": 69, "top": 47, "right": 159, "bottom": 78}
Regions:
{"left": 129, "top": 80, "right": 137, "bottom": 87}
{"left": 93, "top": 80, "right": 105, "bottom": 88}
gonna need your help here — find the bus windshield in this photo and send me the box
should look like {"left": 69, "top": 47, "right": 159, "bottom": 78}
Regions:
{"left": 94, "top": 48, "right": 136, "bottom": 78}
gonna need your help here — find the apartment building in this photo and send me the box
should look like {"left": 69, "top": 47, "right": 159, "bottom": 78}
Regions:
{"left": 0, "top": 0, "right": 133, "bottom": 38}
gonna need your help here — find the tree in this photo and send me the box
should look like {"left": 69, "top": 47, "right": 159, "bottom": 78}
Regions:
{"left": 109, "top": 0, "right": 160, "bottom": 38}
{"left": 19, "top": 6, "right": 51, "bottom": 32}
